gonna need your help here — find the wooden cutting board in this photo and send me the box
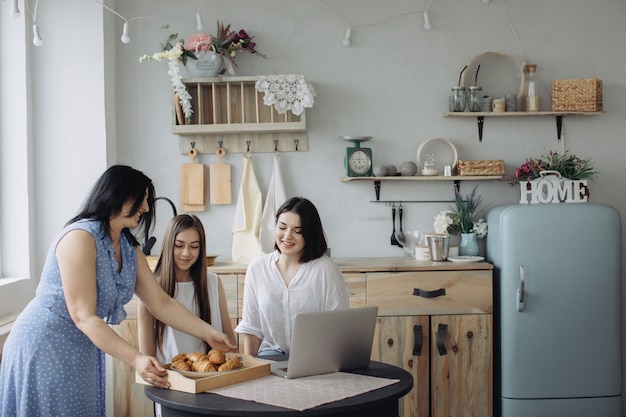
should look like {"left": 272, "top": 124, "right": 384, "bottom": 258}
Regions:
{"left": 209, "top": 147, "right": 232, "bottom": 205}
{"left": 180, "top": 148, "right": 206, "bottom": 212}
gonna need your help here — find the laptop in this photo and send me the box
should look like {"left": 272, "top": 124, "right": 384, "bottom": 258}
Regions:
{"left": 270, "top": 306, "right": 378, "bottom": 379}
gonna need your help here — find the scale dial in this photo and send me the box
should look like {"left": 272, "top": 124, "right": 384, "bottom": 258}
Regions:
{"left": 348, "top": 149, "right": 372, "bottom": 176}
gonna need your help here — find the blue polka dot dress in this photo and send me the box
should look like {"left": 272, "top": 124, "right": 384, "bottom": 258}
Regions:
{"left": 0, "top": 219, "right": 136, "bottom": 417}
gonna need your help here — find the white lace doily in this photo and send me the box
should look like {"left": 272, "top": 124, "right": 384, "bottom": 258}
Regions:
{"left": 255, "top": 74, "right": 315, "bottom": 116}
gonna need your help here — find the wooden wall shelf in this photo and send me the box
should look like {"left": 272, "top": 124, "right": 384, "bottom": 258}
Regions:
{"left": 444, "top": 111, "right": 605, "bottom": 142}
{"left": 340, "top": 175, "right": 502, "bottom": 201}
{"left": 173, "top": 76, "right": 308, "bottom": 154}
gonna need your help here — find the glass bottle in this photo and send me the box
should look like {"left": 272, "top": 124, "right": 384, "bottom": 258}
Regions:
{"left": 524, "top": 64, "right": 539, "bottom": 112}
{"left": 467, "top": 86, "right": 483, "bottom": 112}
{"left": 449, "top": 86, "right": 467, "bottom": 112}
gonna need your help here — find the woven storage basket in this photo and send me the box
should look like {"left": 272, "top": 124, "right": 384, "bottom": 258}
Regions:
{"left": 456, "top": 160, "right": 505, "bottom": 176}
{"left": 552, "top": 79, "right": 602, "bottom": 112}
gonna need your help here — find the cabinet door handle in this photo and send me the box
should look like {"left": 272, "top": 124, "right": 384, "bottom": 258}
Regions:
{"left": 436, "top": 323, "right": 447, "bottom": 356}
{"left": 413, "top": 288, "right": 446, "bottom": 298}
{"left": 413, "top": 324, "right": 423, "bottom": 356}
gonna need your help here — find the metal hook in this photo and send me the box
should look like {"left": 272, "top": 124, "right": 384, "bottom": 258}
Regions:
{"left": 294, "top": 139, "right": 299, "bottom": 151}
{"left": 246, "top": 140, "right": 251, "bottom": 153}
{"left": 217, "top": 140, "right": 223, "bottom": 148}
{"left": 274, "top": 139, "right": 279, "bottom": 152}
{"left": 191, "top": 142, "right": 196, "bottom": 149}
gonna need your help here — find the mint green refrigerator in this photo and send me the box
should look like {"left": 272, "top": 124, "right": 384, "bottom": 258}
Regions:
{"left": 486, "top": 203, "right": 622, "bottom": 417}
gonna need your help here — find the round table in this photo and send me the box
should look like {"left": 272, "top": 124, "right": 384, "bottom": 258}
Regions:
{"left": 145, "top": 361, "right": 413, "bottom": 417}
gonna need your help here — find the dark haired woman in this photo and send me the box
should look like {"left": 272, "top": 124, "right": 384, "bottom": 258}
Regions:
{"left": 235, "top": 197, "right": 349, "bottom": 357}
{"left": 0, "top": 165, "right": 236, "bottom": 417}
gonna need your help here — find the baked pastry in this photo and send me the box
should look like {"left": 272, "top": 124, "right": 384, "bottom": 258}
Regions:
{"left": 193, "top": 359, "right": 217, "bottom": 373}
{"left": 186, "top": 351, "right": 206, "bottom": 363}
{"left": 171, "top": 353, "right": 187, "bottom": 363}
{"left": 218, "top": 356, "right": 242, "bottom": 371}
{"left": 207, "top": 349, "right": 226, "bottom": 365}
{"left": 171, "top": 359, "right": 192, "bottom": 371}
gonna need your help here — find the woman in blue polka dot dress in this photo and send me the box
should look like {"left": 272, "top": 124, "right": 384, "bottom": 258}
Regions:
{"left": 0, "top": 165, "right": 237, "bottom": 417}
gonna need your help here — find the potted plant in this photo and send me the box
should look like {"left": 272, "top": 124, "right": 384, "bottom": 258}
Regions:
{"left": 502, "top": 149, "right": 597, "bottom": 185}
{"left": 433, "top": 185, "right": 487, "bottom": 256}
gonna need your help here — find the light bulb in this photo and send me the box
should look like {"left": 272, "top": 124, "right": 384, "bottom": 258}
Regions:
{"left": 196, "top": 12, "right": 204, "bottom": 31}
{"left": 121, "top": 21, "right": 130, "bottom": 44}
{"left": 342, "top": 28, "right": 351, "bottom": 47}
{"left": 481, "top": 0, "right": 491, "bottom": 3}
{"left": 423, "top": 11, "right": 432, "bottom": 31}
{"left": 32, "top": 24, "right": 43, "bottom": 46}
{"left": 9, "top": 0, "right": 20, "bottom": 17}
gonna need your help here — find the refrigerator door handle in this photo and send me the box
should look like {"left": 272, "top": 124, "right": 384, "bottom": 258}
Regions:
{"left": 517, "top": 264, "right": 525, "bottom": 312}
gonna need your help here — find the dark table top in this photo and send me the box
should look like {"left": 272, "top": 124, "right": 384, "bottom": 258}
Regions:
{"left": 145, "top": 360, "right": 413, "bottom": 416}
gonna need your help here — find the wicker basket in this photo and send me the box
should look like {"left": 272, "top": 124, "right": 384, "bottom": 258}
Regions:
{"left": 552, "top": 79, "right": 602, "bottom": 112}
{"left": 456, "top": 160, "right": 505, "bottom": 176}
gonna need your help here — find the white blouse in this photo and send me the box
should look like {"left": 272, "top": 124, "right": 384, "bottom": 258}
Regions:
{"left": 158, "top": 273, "right": 223, "bottom": 363}
{"left": 235, "top": 251, "right": 350, "bottom": 354}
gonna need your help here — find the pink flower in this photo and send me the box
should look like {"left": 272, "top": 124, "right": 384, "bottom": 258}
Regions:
{"left": 184, "top": 33, "right": 214, "bottom": 53}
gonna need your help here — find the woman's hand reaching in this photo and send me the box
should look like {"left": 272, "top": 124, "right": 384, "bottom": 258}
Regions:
{"left": 135, "top": 354, "right": 170, "bottom": 389}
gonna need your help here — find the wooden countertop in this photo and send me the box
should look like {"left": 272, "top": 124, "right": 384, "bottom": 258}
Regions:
{"left": 200, "top": 257, "right": 493, "bottom": 274}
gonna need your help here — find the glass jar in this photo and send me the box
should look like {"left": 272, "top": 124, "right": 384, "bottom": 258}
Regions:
{"left": 524, "top": 64, "right": 539, "bottom": 112}
{"left": 449, "top": 86, "right": 467, "bottom": 112}
{"left": 467, "top": 86, "right": 483, "bottom": 112}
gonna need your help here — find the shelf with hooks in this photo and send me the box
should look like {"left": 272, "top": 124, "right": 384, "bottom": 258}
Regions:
{"left": 444, "top": 111, "right": 604, "bottom": 142}
{"left": 172, "top": 76, "right": 308, "bottom": 154}
{"left": 340, "top": 175, "right": 502, "bottom": 201}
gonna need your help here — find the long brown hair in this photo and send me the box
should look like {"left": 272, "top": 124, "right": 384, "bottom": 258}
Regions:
{"left": 153, "top": 214, "right": 210, "bottom": 356}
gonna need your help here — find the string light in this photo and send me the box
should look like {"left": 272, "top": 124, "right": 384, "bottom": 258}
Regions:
{"left": 32, "top": 23, "right": 43, "bottom": 46}
{"left": 481, "top": 0, "right": 491, "bottom": 3}
{"left": 423, "top": 11, "right": 432, "bottom": 31}
{"left": 316, "top": 0, "right": 435, "bottom": 47}
{"left": 9, "top": 0, "right": 20, "bottom": 18}
{"left": 121, "top": 21, "right": 130, "bottom": 43}
{"left": 342, "top": 28, "right": 351, "bottom": 47}
{"left": 196, "top": 12, "right": 204, "bottom": 31}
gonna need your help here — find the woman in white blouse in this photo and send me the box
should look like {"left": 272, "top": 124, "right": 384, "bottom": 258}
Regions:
{"left": 235, "top": 197, "right": 350, "bottom": 357}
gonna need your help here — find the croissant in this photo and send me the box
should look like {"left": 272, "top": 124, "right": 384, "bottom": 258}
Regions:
{"left": 193, "top": 359, "right": 217, "bottom": 373}
{"left": 171, "top": 353, "right": 187, "bottom": 363}
{"left": 207, "top": 349, "right": 226, "bottom": 365}
{"left": 186, "top": 351, "right": 206, "bottom": 363}
{"left": 171, "top": 359, "right": 192, "bottom": 371}
{"left": 218, "top": 356, "right": 242, "bottom": 371}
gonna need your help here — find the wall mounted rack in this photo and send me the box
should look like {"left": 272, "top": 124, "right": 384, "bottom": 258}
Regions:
{"left": 444, "top": 111, "right": 604, "bottom": 142}
{"left": 340, "top": 175, "right": 502, "bottom": 201}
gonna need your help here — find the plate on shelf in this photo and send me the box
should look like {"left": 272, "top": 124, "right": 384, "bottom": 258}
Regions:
{"left": 416, "top": 138, "right": 458, "bottom": 176}
{"left": 448, "top": 256, "right": 484, "bottom": 263}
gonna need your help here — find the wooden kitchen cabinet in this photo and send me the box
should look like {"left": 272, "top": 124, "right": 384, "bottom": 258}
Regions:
{"left": 366, "top": 268, "right": 493, "bottom": 417}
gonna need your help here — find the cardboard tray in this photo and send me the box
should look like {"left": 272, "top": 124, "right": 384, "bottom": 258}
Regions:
{"left": 136, "top": 353, "right": 271, "bottom": 394}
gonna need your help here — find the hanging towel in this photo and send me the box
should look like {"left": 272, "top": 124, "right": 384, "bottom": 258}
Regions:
{"left": 232, "top": 154, "right": 263, "bottom": 264}
{"left": 259, "top": 152, "right": 288, "bottom": 253}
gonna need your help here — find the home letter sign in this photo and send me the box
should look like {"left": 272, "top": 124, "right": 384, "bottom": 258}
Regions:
{"left": 519, "top": 179, "right": 588, "bottom": 204}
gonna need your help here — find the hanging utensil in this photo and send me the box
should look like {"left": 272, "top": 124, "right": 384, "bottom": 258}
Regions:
{"left": 391, "top": 204, "right": 402, "bottom": 247}
{"left": 396, "top": 203, "right": 405, "bottom": 247}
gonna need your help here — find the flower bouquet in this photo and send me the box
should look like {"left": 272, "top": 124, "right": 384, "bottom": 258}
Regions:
{"left": 433, "top": 186, "right": 487, "bottom": 256}
{"left": 139, "top": 22, "right": 265, "bottom": 123}
{"left": 434, "top": 185, "right": 487, "bottom": 236}
{"left": 502, "top": 149, "right": 597, "bottom": 186}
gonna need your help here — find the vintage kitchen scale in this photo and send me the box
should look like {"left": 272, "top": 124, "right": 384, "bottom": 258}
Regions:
{"left": 342, "top": 136, "right": 373, "bottom": 177}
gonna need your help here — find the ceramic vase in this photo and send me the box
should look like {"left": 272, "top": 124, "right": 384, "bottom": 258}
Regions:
{"left": 185, "top": 51, "right": 223, "bottom": 77}
{"left": 459, "top": 232, "right": 479, "bottom": 256}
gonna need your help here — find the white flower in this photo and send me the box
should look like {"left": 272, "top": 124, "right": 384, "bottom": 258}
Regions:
{"left": 433, "top": 211, "right": 454, "bottom": 235}
{"left": 472, "top": 219, "right": 488, "bottom": 239}
{"left": 167, "top": 60, "right": 193, "bottom": 123}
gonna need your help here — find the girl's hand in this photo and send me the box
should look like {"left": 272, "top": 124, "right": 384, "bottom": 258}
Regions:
{"left": 206, "top": 329, "right": 238, "bottom": 352}
{"left": 135, "top": 354, "right": 170, "bottom": 389}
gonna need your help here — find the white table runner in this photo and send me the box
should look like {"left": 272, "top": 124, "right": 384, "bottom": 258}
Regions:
{"left": 207, "top": 372, "right": 400, "bottom": 411}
